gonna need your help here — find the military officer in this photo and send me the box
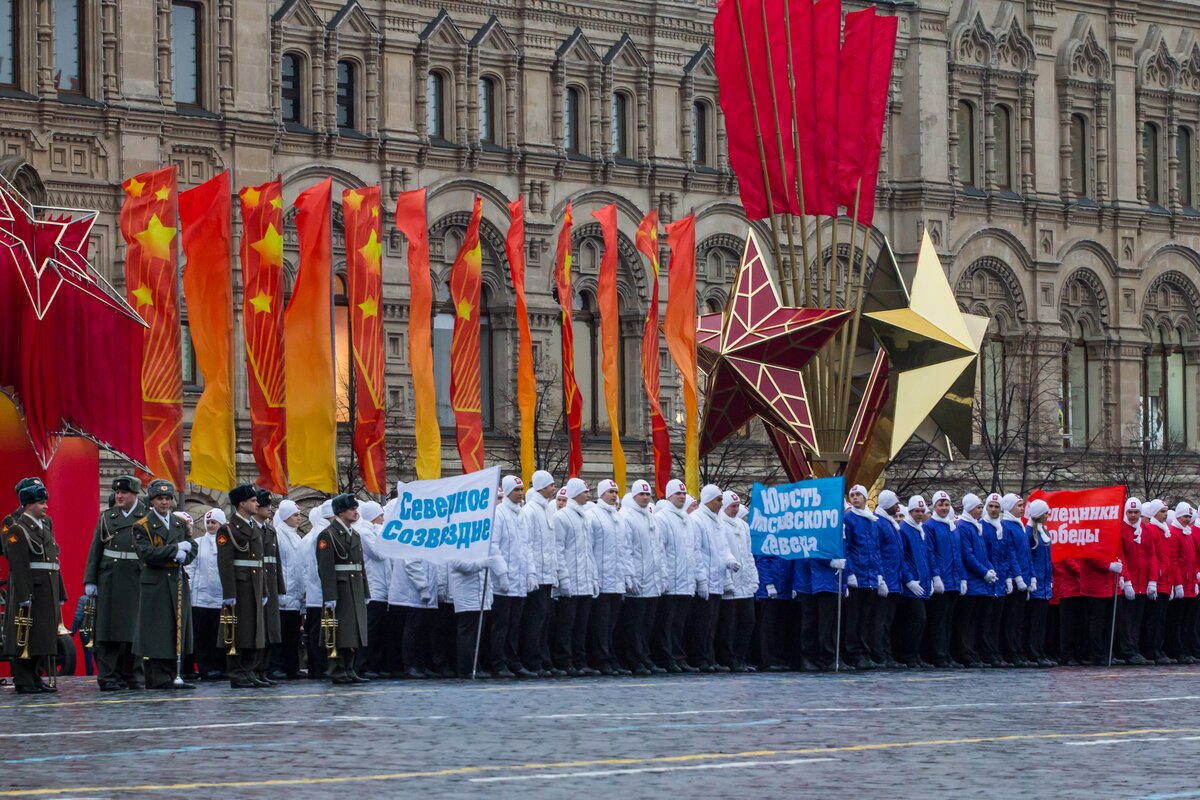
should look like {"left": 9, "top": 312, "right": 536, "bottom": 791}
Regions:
{"left": 132, "top": 479, "right": 198, "bottom": 689}
{"left": 217, "top": 484, "right": 268, "bottom": 688}
{"left": 253, "top": 489, "right": 285, "bottom": 684}
{"left": 318, "top": 494, "right": 369, "bottom": 685}
{"left": 83, "top": 475, "right": 148, "bottom": 690}
{"left": 2, "top": 479, "right": 66, "bottom": 693}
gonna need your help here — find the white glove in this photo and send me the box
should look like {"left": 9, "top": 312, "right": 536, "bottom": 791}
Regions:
{"left": 625, "top": 576, "right": 636, "bottom": 593}
{"left": 19, "top": 599, "right": 31, "bottom": 608}
{"left": 420, "top": 588, "right": 433, "bottom": 603}
{"left": 905, "top": 580, "right": 925, "bottom": 598}
{"left": 84, "top": 583, "right": 97, "bottom": 596}
{"left": 932, "top": 576, "right": 945, "bottom": 594}
{"left": 1015, "top": 576, "right": 1028, "bottom": 592}
{"left": 262, "top": 596, "right": 269, "bottom": 606}
{"left": 877, "top": 579, "right": 889, "bottom": 598}
{"left": 1030, "top": 577, "right": 1038, "bottom": 593}
{"left": 1109, "top": 561, "right": 1123, "bottom": 575}
{"left": 527, "top": 575, "right": 539, "bottom": 593}
{"left": 177, "top": 540, "right": 193, "bottom": 554}
{"left": 1147, "top": 581, "right": 1158, "bottom": 600}
{"left": 1005, "top": 578, "right": 1014, "bottom": 594}
{"left": 485, "top": 555, "right": 506, "bottom": 574}
{"left": 1174, "top": 585, "right": 1184, "bottom": 600}
{"left": 830, "top": 559, "right": 846, "bottom": 571}
{"left": 728, "top": 561, "right": 741, "bottom": 573}
{"left": 984, "top": 569, "right": 998, "bottom": 583}
{"left": 1123, "top": 580, "right": 1135, "bottom": 601}
{"left": 174, "top": 550, "right": 187, "bottom": 563}
{"left": 324, "top": 600, "right": 337, "bottom": 610}
{"left": 558, "top": 578, "right": 572, "bottom": 596}
{"left": 847, "top": 574, "right": 858, "bottom": 589}
{"left": 696, "top": 586, "right": 707, "bottom": 599}
{"left": 766, "top": 584, "right": 778, "bottom": 599}
{"left": 592, "top": 579, "right": 600, "bottom": 597}
{"left": 223, "top": 597, "right": 236, "bottom": 607}
{"left": 960, "top": 580, "right": 968, "bottom": 595}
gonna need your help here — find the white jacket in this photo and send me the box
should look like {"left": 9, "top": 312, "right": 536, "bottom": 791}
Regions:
{"left": 690, "top": 505, "right": 738, "bottom": 595}
{"left": 720, "top": 513, "right": 759, "bottom": 598}
{"left": 655, "top": 499, "right": 699, "bottom": 596}
{"left": 273, "top": 516, "right": 306, "bottom": 611}
{"left": 357, "top": 519, "right": 392, "bottom": 603}
{"left": 387, "top": 557, "right": 440, "bottom": 609}
{"left": 620, "top": 495, "right": 667, "bottom": 597}
{"left": 449, "top": 555, "right": 507, "bottom": 613}
{"left": 554, "top": 500, "right": 599, "bottom": 597}
{"left": 491, "top": 498, "right": 531, "bottom": 597}
{"left": 185, "top": 533, "right": 223, "bottom": 609}
{"left": 590, "top": 499, "right": 634, "bottom": 594}
{"left": 523, "top": 491, "right": 558, "bottom": 587}
{"left": 304, "top": 511, "right": 331, "bottom": 609}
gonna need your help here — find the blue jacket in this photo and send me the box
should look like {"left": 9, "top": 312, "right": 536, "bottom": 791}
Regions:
{"left": 875, "top": 513, "right": 903, "bottom": 591}
{"left": 1004, "top": 516, "right": 1033, "bottom": 584}
{"left": 791, "top": 556, "right": 812, "bottom": 597}
{"left": 754, "top": 554, "right": 792, "bottom": 599}
{"left": 899, "top": 519, "right": 932, "bottom": 599}
{"left": 1028, "top": 525, "right": 1053, "bottom": 600}
{"left": 924, "top": 515, "right": 962, "bottom": 589}
{"left": 844, "top": 509, "right": 881, "bottom": 588}
{"left": 982, "top": 518, "right": 1015, "bottom": 595}
{"left": 809, "top": 554, "right": 845, "bottom": 595}
{"left": 957, "top": 517, "right": 994, "bottom": 597}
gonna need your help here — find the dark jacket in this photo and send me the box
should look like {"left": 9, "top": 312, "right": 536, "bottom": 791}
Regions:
{"left": 133, "top": 510, "right": 197, "bottom": 659}
{"left": 2, "top": 513, "right": 65, "bottom": 657}
{"left": 317, "top": 517, "right": 368, "bottom": 648}
{"left": 259, "top": 520, "right": 286, "bottom": 644}
{"left": 84, "top": 501, "right": 148, "bottom": 642}
{"left": 216, "top": 514, "right": 266, "bottom": 650}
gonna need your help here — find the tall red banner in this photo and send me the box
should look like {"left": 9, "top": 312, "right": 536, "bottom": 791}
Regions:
{"left": 449, "top": 196, "right": 484, "bottom": 474}
{"left": 344, "top": 186, "right": 388, "bottom": 494}
{"left": 593, "top": 204, "right": 626, "bottom": 490}
{"left": 1027, "top": 485, "right": 1126, "bottom": 563}
{"left": 554, "top": 202, "right": 583, "bottom": 478}
{"left": 120, "top": 166, "right": 183, "bottom": 488}
{"left": 664, "top": 213, "right": 699, "bottom": 495}
{"left": 636, "top": 211, "right": 671, "bottom": 497}
{"left": 506, "top": 197, "right": 537, "bottom": 489}
{"left": 238, "top": 179, "right": 288, "bottom": 493}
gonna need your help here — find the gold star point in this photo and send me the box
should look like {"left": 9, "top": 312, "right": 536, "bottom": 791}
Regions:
{"left": 371, "top": 206, "right": 379, "bottom": 218}
{"left": 248, "top": 291, "right": 272, "bottom": 313}
{"left": 154, "top": 186, "right": 170, "bottom": 201}
{"left": 125, "top": 177, "right": 145, "bottom": 197}
{"left": 358, "top": 229, "right": 382, "bottom": 271}
{"left": 250, "top": 223, "right": 284, "bottom": 267}
{"left": 456, "top": 299, "right": 473, "bottom": 321}
{"left": 131, "top": 285, "right": 154, "bottom": 307}
{"left": 133, "top": 213, "right": 177, "bottom": 261}
{"left": 241, "top": 186, "right": 261, "bottom": 207}
{"left": 344, "top": 191, "right": 364, "bottom": 211}
{"left": 358, "top": 297, "right": 378, "bottom": 318}
{"left": 269, "top": 197, "right": 282, "bottom": 210}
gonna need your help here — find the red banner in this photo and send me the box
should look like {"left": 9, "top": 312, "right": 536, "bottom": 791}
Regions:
{"left": 344, "top": 186, "right": 387, "bottom": 494}
{"left": 506, "top": 196, "right": 536, "bottom": 489}
{"left": 450, "top": 195, "right": 484, "bottom": 474}
{"left": 1027, "top": 485, "right": 1126, "bottom": 563}
{"left": 554, "top": 202, "right": 583, "bottom": 478}
{"left": 636, "top": 211, "right": 671, "bottom": 497}
{"left": 238, "top": 179, "right": 288, "bottom": 493}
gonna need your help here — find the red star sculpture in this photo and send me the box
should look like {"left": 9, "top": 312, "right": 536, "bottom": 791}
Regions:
{"left": 697, "top": 231, "right": 849, "bottom": 456}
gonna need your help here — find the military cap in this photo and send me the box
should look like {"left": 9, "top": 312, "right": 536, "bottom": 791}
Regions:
{"left": 112, "top": 475, "right": 143, "bottom": 494}
{"left": 229, "top": 484, "right": 258, "bottom": 507}
{"left": 146, "top": 479, "right": 175, "bottom": 500}
{"left": 331, "top": 493, "right": 359, "bottom": 515}
{"left": 14, "top": 477, "right": 43, "bottom": 494}
{"left": 18, "top": 482, "right": 48, "bottom": 506}
{"left": 255, "top": 488, "right": 273, "bottom": 508}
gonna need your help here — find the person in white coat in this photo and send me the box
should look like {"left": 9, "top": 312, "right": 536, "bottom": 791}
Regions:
{"left": 653, "top": 479, "right": 700, "bottom": 673}
{"left": 354, "top": 501, "right": 392, "bottom": 678}
{"left": 716, "top": 491, "right": 759, "bottom": 671}
{"left": 620, "top": 479, "right": 667, "bottom": 675}
{"left": 553, "top": 478, "right": 599, "bottom": 676}
{"left": 269, "top": 500, "right": 306, "bottom": 679}
{"left": 185, "top": 509, "right": 226, "bottom": 679}
{"left": 688, "top": 484, "right": 741, "bottom": 672}
{"left": 588, "top": 479, "right": 634, "bottom": 675}
{"left": 520, "top": 470, "right": 560, "bottom": 677}
{"left": 449, "top": 546, "right": 507, "bottom": 679}
{"left": 303, "top": 500, "right": 334, "bottom": 679}
{"left": 489, "top": 476, "right": 536, "bottom": 678}
{"left": 383, "top": 492, "right": 443, "bottom": 679}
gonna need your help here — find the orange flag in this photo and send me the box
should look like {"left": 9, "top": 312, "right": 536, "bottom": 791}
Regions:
{"left": 593, "top": 204, "right": 625, "bottom": 490}
{"left": 506, "top": 196, "right": 536, "bottom": 489}
{"left": 285, "top": 178, "right": 337, "bottom": 492}
{"left": 345, "top": 185, "right": 388, "bottom": 495}
{"left": 450, "top": 196, "right": 484, "bottom": 474}
{"left": 395, "top": 189, "right": 441, "bottom": 479}
{"left": 636, "top": 211, "right": 672, "bottom": 497}
{"left": 238, "top": 178, "right": 288, "bottom": 494}
{"left": 120, "top": 166, "right": 183, "bottom": 488}
{"left": 555, "top": 202, "right": 583, "bottom": 478}
{"left": 179, "top": 172, "right": 235, "bottom": 492}
{"left": 665, "top": 213, "right": 699, "bottom": 496}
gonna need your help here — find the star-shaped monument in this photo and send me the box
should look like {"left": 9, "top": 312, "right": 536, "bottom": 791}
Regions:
{"left": 697, "top": 231, "right": 850, "bottom": 456}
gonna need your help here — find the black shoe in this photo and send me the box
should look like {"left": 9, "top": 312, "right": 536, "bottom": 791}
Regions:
{"left": 666, "top": 663, "right": 683, "bottom": 674}
{"left": 161, "top": 681, "right": 197, "bottom": 690}
{"left": 1038, "top": 658, "right": 1057, "bottom": 668}
{"left": 903, "top": 660, "right": 922, "bottom": 669}
{"left": 549, "top": 668, "right": 569, "bottom": 678}
{"left": 513, "top": 667, "right": 538, "bottom": 679}
{"left": 402, "top": 668, "right": 426, "bottom": 680}
{"left": 202, "top": 671, "right": 224, "bottom": 681}
{"left": 848, "top": 658, "right": 872, "bottom": 670}
{"left": 565, "top": 668, "right": 582, "bottom": 677}
{"left": 268, "top": 670, "right": 290, "bottom": 681}
{"left": 491, "top": 668, "right": 516, "bottom": 679}
{"left": 730, "top": 664, "right": 749, "bottom": 673}
{"left": 34, "top": 683, "right": 56, "bottom": 693}
{"left": 615, "top": 667, "right": 632, "bottom": 676}
{"left": 700, "top": 664, "right": 718, "bottom": 673}
{"left": 800, "top": 658, "right": 819, "bottom": 672}
{"left": 126, "top": 683, "right": 146, "bottom": 690}
{"left": 918, "top": 659, "right": 935, "bottom": 669}
{"left": 98, "top": 681, "right": 124, "bottom": 691}
{"left": 230, "top": 679, "right": 258, "bottom": 688}
{"left": 257, "top": 675, "right": 278, "bottom": 686}
{"left": 579, "top": 667, "right": 600, "bottom": 677}
{"left": 599, "top": 667, "right": 618, "bottom": 677}
{"left": 649, "top": 666, "right": 667, "bottom": 675}
{"left": 681, "top": 663, "right": 701, "bottom": 674}
{"left": 350, "top": 673, "right": 371, "bottom": 684}
{"left": 362, "top": 671, "right": 382, "bottom": 680}
{"left": 633, "top": 667, "right": 652, "bottom": 676}
{"left": 713, "top": 664, "right": 731, "bottom": 673}
{"left": 250, "top": 677, "right": 273, "bottom": 688}
{"left": 331, "top": 675, "right": 355, "bottom": 685}
{"left": 744, "top": 664, "right": 758, "bottom": 672}
{"left": 1156, "top": 656, "right": 1176, "bottom": 665}
{"left": 1125, "top": 654, "right": 1150, "bottom": 666}
{"left": 15, "top": 686, "right": 43, "bottom": 694}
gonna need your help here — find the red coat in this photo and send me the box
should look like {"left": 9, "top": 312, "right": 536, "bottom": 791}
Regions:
{"left": 1177, "top": 528, "right": 1200, "bottom": 597}
{"left": 1119, "top": 521, "right": 1158, "bottom": 594}
{"left": 1148, "top": 520, "right": 1176, "bottom": 589}
{"left": 1077, "top": 556, "right": 1116, "bottom": 598}
{"left": 1054, "top": 559, "right": 1081, "bottom": 600}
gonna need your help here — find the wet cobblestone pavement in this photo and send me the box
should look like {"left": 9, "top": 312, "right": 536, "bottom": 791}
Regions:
{"left": 3, "top": 666, "right": 1200, "bottom": 799}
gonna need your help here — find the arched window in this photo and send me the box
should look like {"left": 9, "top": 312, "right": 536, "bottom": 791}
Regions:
{"left": 1071, "top": 114, "right": 1089, "bottom": 198}
{"left": 692, "top": 101, "right": 709, "bottom": 165}
{"left": 171, "top": 2, "right": 200, "bottom": 105}
{"left": 1179, "top": 126, "right": 1193, "bottom": 208}
{"left": 478, "top": 76, "right": 497, "bottom": 145}
{"left": 612, "top": 92, "right": 630, "bottom": 158}
{"left": 0, "top": 0, "right": 16, "bottom": 87}
{"left": 1061, "top": 323, "right": 1094, "bottom": 446}
{"left": 336, "top": 60, "right": 356, "bottom": 130}
{"left": 1144, "top": 122, "right": 1162, "bottom": 205}
{"left": 1144, "top": 327, "right": 1187, "bottom": 448}
{"left": 333, "top": 273, "right": 351, "bottom": 423}
{"left": 54, "top": 0, "right": 83, "bottom": 93}
{"left": 994, "top": 104, "right": 1013, "bottom": 191}
{"left": 978, "top": 336, "right": 1006, "bottom": 440}
{"left": 281, "top": 52, "right": 302, "bottom": 124}
{"left": 956, "top": 101, "right": 975, "bottom": 187}
{"left": 427, "top": 70, "right": 446, "bottom": 140}
{"left": 564, "top": 86, "right": 582, "bottom": 154}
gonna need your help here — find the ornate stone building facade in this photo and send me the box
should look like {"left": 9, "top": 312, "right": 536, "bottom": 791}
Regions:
{"left": 3, "top": 0, "right": 1200, "bottom": 503}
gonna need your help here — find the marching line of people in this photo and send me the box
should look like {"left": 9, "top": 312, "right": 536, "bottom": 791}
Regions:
{"left": 6, "top": 473, "right": 1200, "bottom": 694}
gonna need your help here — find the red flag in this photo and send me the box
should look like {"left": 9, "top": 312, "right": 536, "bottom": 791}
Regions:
{"left": 345, "top": 186, "right": 388, "bottom": 494}
{"left": 119, "top": 166, "right": 183, "bottom": 487}
{"left": 593, "top": 204, "right": 626, "bottom": 490}
{"left": 506, "top": 196, "right": 537, "bottom": 489}
{"left": 664, "top": 213, "right": 698, "bottom": 495}
{"left": 636, "top": 211, "right": 671, "bottom": 497}
{"left": 1027, "top": 486, "right": 1126, "bottom": 564}
{"left": 787, "top": 0, "right": 840, "bottom": 216}
{"left": 449, "top": 196, "right": 484, "bottom": 473}
{"left": 555, "top": 203, "right": 583, "bottom": 478}
{"left": 814, "top": 0, "right": 843, "bottom": 214}
{"left": 238, "top": 179, "right": 288, "bottom": 493}
{"left": 856, "top": 13, "right": 898, "bottom": 226}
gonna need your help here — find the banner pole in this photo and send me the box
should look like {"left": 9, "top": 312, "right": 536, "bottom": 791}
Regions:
{"left": 1108, "top": 580, "right": 1119, "bottom": 668}
{"left": 471, "top": 567, "right": 490, "bottom": 680}
{"left": 835, "top": 568, "right": 843, "bottom": 672}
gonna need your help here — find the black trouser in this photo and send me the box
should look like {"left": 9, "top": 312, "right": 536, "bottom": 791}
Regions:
{"left": 715, "top": 597, "right": 755, "bottom": 666}
{"left": 791, "top": 595, "right": 816, "bottom": 667}
{"left": 1057, "top": 597, "right": 1087, "bottom": 663}
{"left": 1085, "top": 596, "right": 1115, "bottom": 664}
{"left": 752, "top": 598, "right": 782, "bottom": 669}
{"left": 843, "top": 588, "right": 875, "bottom": 665}
{"left": 1001, "top": 590, "right": 1028, "bottom": 662}
{"left": 489, "top": 595, "right": 525, "bottom": 672}
{"left": 455, "top": 611, "right": 482, "bottom": 678}
{"left": 589, "top": 593, "right": 623, "bottom": 670}
{"left": 1183, "top": 597, "right": 1200, "bottom": 658}
{"left": 268, "top": 609, "right": 302, "bottom": 676}
{"left": 357, "top": 600, "right": 389, "bottom": 674}
{"left": 304, "top": 607, "right": 328, "bottom": 679}
{"left": 1143, "top": 594, "right": 1170, "bottom": 659}
{"left": 95, "top": 640, "right": 144, "bottom": 688}
{"left": 895, "top": 597, "right": 927, "bottom": 665}
{"left": 687, "top": 594, "right": 721, "bottom": 668}
{"left": 872, "top": 594, "right": 897, "bottom": 664}
{"left": 192, "top": 607, "right": 222, "bottom": 676}
{"left": 952, "top": 594, "right": 980, "bottom": 665}
{"left": 431, "top": 605, "right": 457, "bottom": 676}
{"left": 622, "top": 596, "right": 656, "bottom": 668}
{"left": 553, "top": 595, "right": 592, "bottom": 670}
{"left": 10, "top": 656, "right": 48, "bottom": 690}
{"left": 1165, "top": 595, "right": 1188, "bottom": 658}
{"left": 924, "top": 591, "right": 958, "bottom": 665}
{"left": 1118, "top": 595, "right": 1146, "bottom": 659}
{"left": 976, "top": 596, "right": 1003, "bottom": 664}
{"left": 802, "top": 592, "right": 839, "bottom": 668}
{"left": 654, "top": 594, "right": 692, "bottom": 668}
{"left": 144, "top": 658, "right": 184, "bottom": 688}
{"left": 384, "top": 605, "right": 407, "bottom": 673}
{"left": 400, "top": 606, "right": 433, "bottom": 673}
{"left": 520, "top": 585, "right": 554, "bottom": 672}
{"left": 227, "top": 648, "right": 260, "bottom": 683}
{"left": 329, "top": 648, "right": 357, "bottom": 682}
{"left": 1025, "top": 598, "right": 1048, "bottom": 660}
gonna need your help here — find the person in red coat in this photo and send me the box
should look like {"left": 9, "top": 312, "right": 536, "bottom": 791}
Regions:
{"left": 1076, "top": 515, "right": 1123, "bottom": 665}
{"left": 1166, "top": 503, "right": 1198, "bottom": 664}
{"left": 1187, "top": 512, "right": 1200, "bottom": 661}
{"left": 1141, "top": 500, "right": 1173, "bottom": 664}
{"left": 1054, "top": 557, "right": 1084, "bottom": 665}
{"left": 1115, "top": 498, "right": 1154, "bottom": 665}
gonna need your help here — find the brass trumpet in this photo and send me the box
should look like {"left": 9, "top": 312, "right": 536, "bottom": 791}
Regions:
{"left": 321, "top": 605, "right": 339, "bottom": 659}
{"left": 219, "top": 604, "right": 238, "bottom": 656}
{"left": 14, "top": 600, "right": 32, "bottom": 659}
{"left": 81, "top": 595, "right": 96, "bottom": 650}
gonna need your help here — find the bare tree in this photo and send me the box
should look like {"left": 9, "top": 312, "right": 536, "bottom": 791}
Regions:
{"left": 1090, "top": 433, "right": 1197, "bottom": 504}
{"left": 490, "top": 355, "right": 572, "bottom": 479}
{"left": 886, "top": 440, "right": 954, "bottom": 500}
{"left": 668, "top": 424, "right": 786, "bottom": 496}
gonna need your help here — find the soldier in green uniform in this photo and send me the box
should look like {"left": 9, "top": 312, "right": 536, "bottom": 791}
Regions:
{"left": 132, "top": 480, "right": 198, "bottom": 690}
{"left": 84, "top": 476, "right": 147, "bottom": 691}
{"left": 318, "top": 494, "right": 369, "bottom": 685}
{"left": 218, "top": 484, "right": 268, "bottom": 688}
{"left": 2, "top": 479, "right": 65, "bottom": 693}
{"left": 254, "top": 489, "right": 285, "bottom": 685}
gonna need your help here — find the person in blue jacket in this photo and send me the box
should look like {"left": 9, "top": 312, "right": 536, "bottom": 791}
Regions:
{"left": 897, "top": 495, "right": 933, "bottom": 669}
{"left": 752, "top": 549, "right": 792, "bottom": 671}
{"left": 1025, "top": 498, "right": 1055, "bottom": 667}
{"left": 804, "top": 521, "right": 847, "bottom": 671}
{"left": 980, "top": 493, "right": 1016, "bottom": 666}
{"left": 843, "top": 484, "right": 882, "bottom": 669}
{"left": 791, "top": 540, "right": 815, "bottom": 670}
{"left": 872, "top": 491, "right": 904, "bottom": 668}
{"left": 1001, "top": 493, "right": 1033, "bottom": 667}
{"left": 953, "top": 493, "right": 998, "bottom": 667}
{"left": 923, "top": 490, "right": 963, "bottom": 668}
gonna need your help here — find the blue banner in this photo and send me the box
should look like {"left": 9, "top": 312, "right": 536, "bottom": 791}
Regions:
{"left": 748, "top": 476, "right": 845, "bottom": 560}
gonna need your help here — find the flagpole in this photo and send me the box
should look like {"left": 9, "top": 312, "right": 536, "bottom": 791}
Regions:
{"left": 835, "top": 568, "right": 843, "bottom": 672}
{"left": 1108, "top": 580, "right": 1119, "bottom": 667}
{"left": 471, "top": 567, "right": 491, "bottom": 680}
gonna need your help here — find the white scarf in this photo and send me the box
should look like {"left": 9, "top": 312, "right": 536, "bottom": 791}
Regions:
{"left": 875, "top": 509, "right": 899, "bottom": 530}
{"left": 1150, "top": 516, "right": 1171, "bottom": 536}
{"left": 848, "top": 504, "right": 875, "bottom": 520}
{"left": 984, "top": 514, "right": 1004, "bottom": 540}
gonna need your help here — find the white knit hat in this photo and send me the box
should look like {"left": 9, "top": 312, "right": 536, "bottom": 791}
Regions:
{"left": 1144, "top": 499, "right": 1166, "bottom": 519}
{"left": 877, "top": 490, "right": 899, "bottom": 511}
{"left": 986, "top": 493, "right": 1002, "bottom": 506}
{"left": 1026, "top": 499, "right": 1050, "bottom": 519}
{"left": 722, "top": 490, "right": 741, "bottom": 509}
{"left": 700, "top": 484, "right": 722, "bottom": 504}
{"left": 1176, "top": 502, "right": 1194, "bottom": 520}
{"left": 277, "top": 499, "right": 300, "bottom": 521}
{"left": 631, "top": 479, "right": 652, "bottom": 497}
{"left": 665, "top": 479, "right": 687, "bottom": 498}
{"left": 204, "top": 508, "right": 227, "bottom": 526}
{"left": 502, "top": 475, "right": 524, "bottom": 497}
{"left": 530, "top": 470, "right": 555, "bottom": 492}
{"left": 1125, "top": 497, "right": 1142, "bottom": 513}
{"left": 597, "top": 479, "right": 619, "bottom": 497}
{"left": 907, "top": 495, "right": 927, "bottom": 511}
{"left": 849, "top": 484, "right": 868, "bottom": 499}
{"left": 1000, "top": 493, "right": 1022, "bottom": 513}
{"left": 961, "top": 493, "right": 982, "bottom": 515}
{"left": 566, "top": 478, "right": 589, "bottom": 500}
{"left": 319, "top": 499, "right": 335, "bottom": 519}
